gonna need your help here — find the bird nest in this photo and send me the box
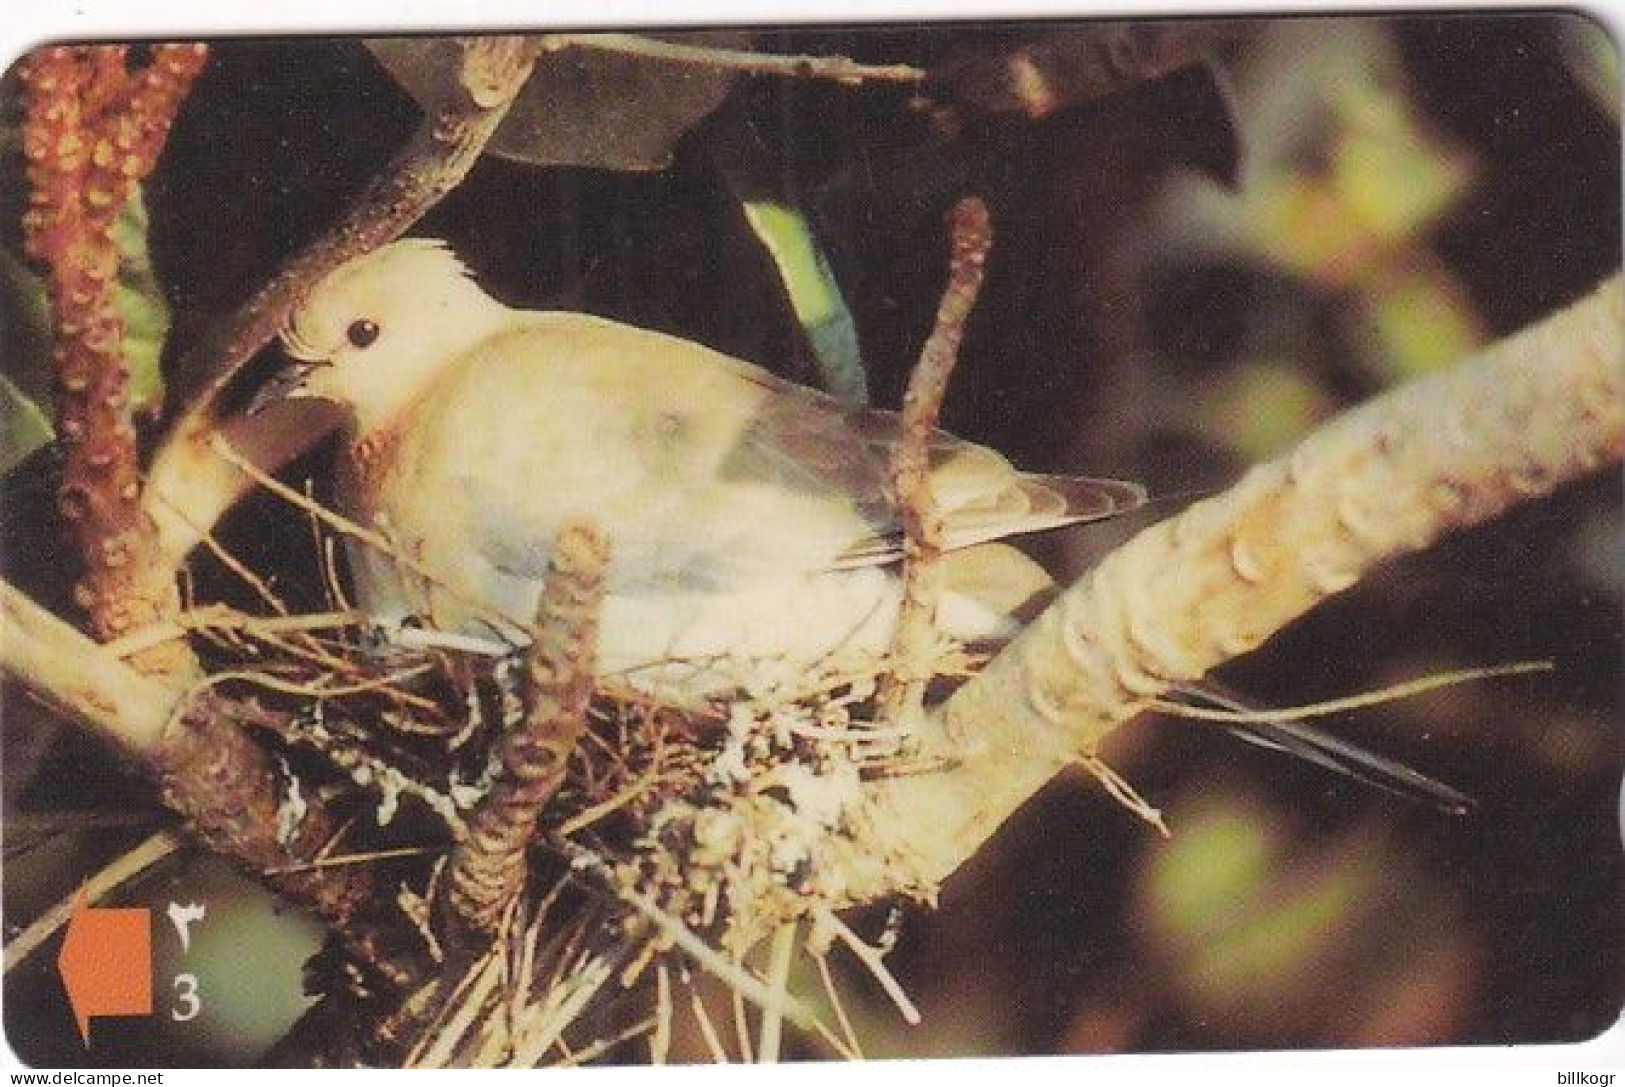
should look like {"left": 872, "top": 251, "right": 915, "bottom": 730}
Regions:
{"left": 181, "top": 594, "right": 983, "bottom": 1064}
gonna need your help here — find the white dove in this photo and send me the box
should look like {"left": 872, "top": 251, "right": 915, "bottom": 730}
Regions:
{"left": 259, "top": 239, "right": 1146, "bottom": 694}
{"left": 254, "top": 239, "right": 1473, "bottom": 811}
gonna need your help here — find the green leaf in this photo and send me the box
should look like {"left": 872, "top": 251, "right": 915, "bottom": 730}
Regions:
{"left": 0, "top": 371, "right": 52, "bottom": 474}
{"left": 1195, "top": 357, "right": 1332, "bottom": 459}
{"left": 0, "top": 245, "right": 55, "bottom": 474}
{"left": 110, "top": 184, "right": 169, "bottom": 414}
{"left": 740, "top": 200, "right": 869, "bottom": 405}
{"left": 1356, "top": 266, "right": 1485, "bottom": 383}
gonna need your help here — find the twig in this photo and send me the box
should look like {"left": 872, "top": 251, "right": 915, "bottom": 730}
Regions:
{"left": 756, "top": 921, "right": 798, "bottom": 1062}
{"left": 159, "top": 497, "right": 292, "bottom": 616}
{"left": 102, "top": 604, "right": 365, "bottom": 661}
{"left": 504, "top": 951, "right": 618, "bottom": 1068}
{"left": 1148, "top": 661, "right": 1552, "bottom": 724}
{"left": 815, "top": 907, "right": 920, "bottom": 1025}
{"left": 540, "top": 33, "right": 925, "bottom": 84}
{"left": 442, "top": 523, "right": 608, "bottom": 940}
{"left": 1078, "top": 755, "right": 1168, "bottom": 837}
{"left": 812, "top": 944, "right": 864, "bottom": 1058}
{"left": 315, "top": 494, "right": 355, "bottom": 616}
{"left": 650, "top": 962, "right": 673, "bottom": 1064}
{"left": 143, "top": 36, "right": 540, "bottom": 571}
{"left": 553, "top": 747, "right": 663, "bottom": 837}
{"left": 687, "top": 974, "right": 731, "bottom": 1062}
{"left": 184, "top": 664, "right": 434, "bottom": 702}
{"left": 731, "top": 953, "right": 754, "bottom": 1063}
{"left": 406, "top": 948, "right": 507, "bottom": 1067}
{"left": 4, "top": 830, "right": 180, "bottom": 973}
{"left": 553, "top": 1015, "right": 659, "bottom": 1068}
{"left": 878, "top": 196, "right": 993, "bottom": 726}
{"left": 559, "top": 840, "right": 816, "bottom": 1032}
{"left": 262, "top": 845, "right": 432, "bottom": 876}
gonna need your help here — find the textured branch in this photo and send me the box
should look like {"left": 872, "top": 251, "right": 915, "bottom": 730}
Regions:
{"left": 1, "top": 578, "right": 383, "bottom": 958}
{"left": 879, "top": 196, "right": 991, "bottom": 724}
{"left": 0, "top": 579, "right": 176, "bottom": 753}
{"left": 836, "top": 272, "right": 1625, "bottom": 901}
{"left": 442, "top": 524, "right": 609, "bottom": 941}
{"left": 150, "top": 688, "right": 381, "bottom": 937}
{"left": 20, "top": 44, "right": 207, "bottom": 658}
{"left": 143, "top": 36, "right": 539, "bottom": 571}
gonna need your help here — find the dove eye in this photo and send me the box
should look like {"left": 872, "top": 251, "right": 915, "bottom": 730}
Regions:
{"left": 347, "top": 319, "right": 381, "bottom": 349}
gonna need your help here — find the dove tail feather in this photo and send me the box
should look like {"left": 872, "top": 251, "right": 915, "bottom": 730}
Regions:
{"left": 937, "top": 473, "right": 1147, "bottom": 551}
{"left": 832, "top": 470, "right": 1147, "bottom": 567}
{"left": 1018, "top": 473, "right": 1149, "bottom": 523}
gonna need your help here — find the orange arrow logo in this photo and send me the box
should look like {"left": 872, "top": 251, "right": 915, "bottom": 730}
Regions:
{"left": 56, "top": 892, "right": 152, "bottom": 1046}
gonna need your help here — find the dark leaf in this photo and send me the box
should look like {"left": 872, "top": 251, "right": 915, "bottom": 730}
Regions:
{"left": 0, "top": 249, "right": 53, "bottom": 473}
{"left": 367, "top": 33, "right": 752, "bottom": 171}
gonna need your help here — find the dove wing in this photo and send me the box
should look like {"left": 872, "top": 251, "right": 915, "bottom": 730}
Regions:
{"left": 439, "top": 315, "right": 1141, "bottom": 589}
{"left": 719, "top": 368, "right": 1145, "bottom": 568}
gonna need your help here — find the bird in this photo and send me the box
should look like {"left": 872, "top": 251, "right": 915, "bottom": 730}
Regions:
{"left": 254, "top": 238, "right": 1471, "bottom": 813}
{"left": 256, "top": 238, "right": 1146, "bottom": 692}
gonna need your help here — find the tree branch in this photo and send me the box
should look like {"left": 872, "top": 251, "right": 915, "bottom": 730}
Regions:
{"left": 0, "top": 579, "right": 176, "bottom": 753}
{"left": 834, "top": 272, "right": 1625, "bottom": 901}
{"left": 879, "top": 196, "right": 991, "bottom": 725}
{"left": 142, "top": 36, "right": 539, "bottom": 572}
{"left": 20, "top": 44, "right": 207, "bottom": 662}
{"left": 1, "top": 578, "right": 384, "bottom": 955}
{"left": 442, "top": 523, "right": 608, "bottom": 941}
{"left": 539, "top": 33, "right": 925, "bottom": 84}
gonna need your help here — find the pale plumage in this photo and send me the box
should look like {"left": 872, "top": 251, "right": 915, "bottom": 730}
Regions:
{"left": 266, "top": 239, "right": 1144, "bottom": 690}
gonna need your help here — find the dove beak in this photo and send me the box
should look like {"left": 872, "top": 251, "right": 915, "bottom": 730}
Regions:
{"left": 246, "top": 360, "right": 320, "bottom": 415}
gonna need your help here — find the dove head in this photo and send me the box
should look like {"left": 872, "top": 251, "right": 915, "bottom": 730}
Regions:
{"left": 268, "top": 240, "right": 511, "bottom": 435}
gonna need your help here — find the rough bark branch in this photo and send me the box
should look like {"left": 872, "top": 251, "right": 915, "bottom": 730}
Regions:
{"left": 142, "top": 36, "right": 539, "bottom": 572}
{"left": 833, "top": 272, "right": 1625, "bottom": 901}
{"left": 442, "top": 523, "right": 608, "bottom": 941}
{"left": 20, "top": 44, "right": 208, "bottom": 662}
{"left": 879, "top": 196, "right": 991, "bottom": 724}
